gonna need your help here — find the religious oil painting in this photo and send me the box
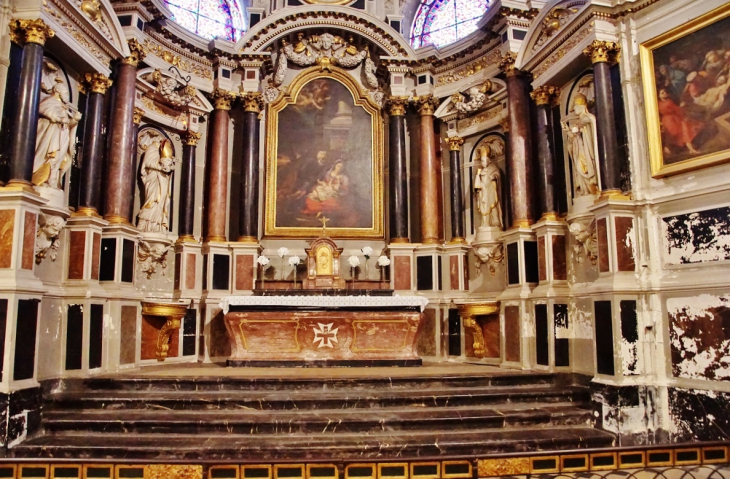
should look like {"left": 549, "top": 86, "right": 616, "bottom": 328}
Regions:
{"left": 264, "top": 69, "right": 384, "bottom": 238}
{"left": 641, "top": 3, "right": 730, "bottom": 177}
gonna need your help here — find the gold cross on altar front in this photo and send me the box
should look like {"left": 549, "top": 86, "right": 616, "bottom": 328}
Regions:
{"left": 319, "top": 215, "right": 330, "bottom": 236}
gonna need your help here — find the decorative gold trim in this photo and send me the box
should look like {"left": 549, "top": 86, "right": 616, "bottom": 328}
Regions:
{"left": 560, "top": 454, "right": 589, "bottom": 472}
{"left": 410, "top": 462, "right": 440, "bottom": 479}
{"left": 498, "top": 52, "right": 517, "bottom": 76}
{"left": 133, "top": 107, "right": 145, "bottom": 125}
{"left": 414, "top": 95, "right": 439, "bottom": 116}
{"left": 538, "top": 212, "right": 559, "bottom": 222}
{"left": 583, "top": 40, "right": 619, "bottom": 64}
{"left": 390, "top": 237, "right": 410, "bottom": 244}
{"left": 530, "top": 85, "right": 560, "bottom": 106}
{"left": 237, "top": 236, "right": 258, "bottom": 243}
{"left": 640, "top": 3, "right": 730, "bottom": 178}
{"left": 597, "top": 189, "right": 631, "bottom": 201}
{"left": 446, "top": 137, "right": 464, "bottom": 152}
{"left": 10, "top": 18, "right": 55, "bottom": 45}
{"left": 242, "top": 92, "right": 264, "bottom": 113}
{"left": 345, "top": 464, "right": 376, "bottom": 479}
{"left": 84, "top": 464, "right": 113, "bottom": 478}
{"left": 377, "top": 463, "right": 408, "bottom": 479}
{"left": 530, "top": 456, "right": 560, "bottom": 474}
{"left": 183, "top": 131, "right": 202, "bottom": 146}
{"left": 462, "top": 317, "right": 486, "bottom": 358}
{"left": 85, "top": 73, "right": 112, "bottom": 95}
{"left": 386, "top": 96, "right": 409, "bottom": 116}
{"left": 440, "top": 461, "right": 472, "bottom": 479}
{"left": 210, "top": 88, "right": 236, "bottom": 110}
{"left": 176, "top": 234, "right": 197, "bottom": 244}
{"left": 448, "top": 237, "right": 466, "bottom": 245}
{"left": 274, "top": 465, "right": 304, "bottom": 479}
{"left": 674, "top": 448, "right": 701, "bottom": 466}
{"left": 306, "top": 464, "right": 338, "bottom": 479}
{"left": 147, "top": 464, "right": 202, "bottom": 479}
{"left": 264, "top": 67, "right": 384, "bottom": 239}
{"left": 243, "top": 465, "right": 272, "bottom": 479}
{"left": 477, "top": 458, "right": 529, "bottom": 477}
{"left": 208, "top": 466, "right": 240, "bottom": 479}
{"left": 590, "top": 452, "right": 618, "bottom": 471}
{"left": 205, "top": 235, "right": 228, "bottom": 243}
{"left": 511, "top": 219, "right": 532, "bottom": 229}
{"left": 104, "top": 214, "right": 131, "bottom": 225}
{"left": 619, "top": 451, "right": 646, "bottom": 469}
{"left": 646, "top": 449, "right": 674, "bottom": 467}
{"left": 73, "top": 206, "right": 101, "bottom": 218}
{"left": 122, "top": 38, "right": 148, "bottom": 67}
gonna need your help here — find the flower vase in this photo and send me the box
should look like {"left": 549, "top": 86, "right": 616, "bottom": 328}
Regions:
{"left": 261, "top": 266, "right": 266, "bottom": 289}
{"left": 364, "top": 259, "right": 369, "bottom": 280}
{"left": 293, "top": 265, "right": 297, "bottom": 288}
{"left": 280, "top": 258, "right": 285, "bottom": 280}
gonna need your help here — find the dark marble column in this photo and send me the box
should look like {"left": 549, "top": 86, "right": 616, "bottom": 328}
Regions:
{"left": 530, "top": 85, "right": 560, "bottom": 221}
{"left": 499, "top": 53, "right": 535, "bottom": 228}
{"left": 584, "top": 40, "right": 622, "bottom": 195}
{"left": 205, "top": 89, "right": 235, "bottom": 242}
{"left": 104, "top": 39, "right": 147, "bottom": 224}
{"left": 387, "top": 97, "right": 409, "bottom": 243}
{"left": 76, "top": 73, "right": 112, "bottom": 216}
{"left": 6, "top": 19, "right": 54, "bottom": 188}
{"left": 238, "top": 93, "right": 264, "bottom": 242}
{"left": 128, "top": 107, "right": 143, "bottom": 223}
{"left": 178, "top": 130, "right": 201, "bottom": 242}
{"left": 446, "top": 136, "right": 465, "bottom": 243}
{"left": 416, "top": 95, "right": 441, "bottom": 245}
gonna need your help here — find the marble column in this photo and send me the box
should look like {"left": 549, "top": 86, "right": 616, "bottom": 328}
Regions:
{"left": 104, "top": 39, "right": 147, "bottom": 224}
{"left": 178, "top": 130, "right": 201, "bottom": 242}
{"left": 206, "top": 89, "right": 235, "bottom": 242}
{"left": 6, "top": 19, "right": 54, "bottom": 188}
{"left": 128, "top": 107, "right": 144, "bottom": 223}
{"left": 387, "top": 97, "right": 409, "bottom": 243}
{"left": 446, "top": 136, "right": 465, "bottom": 244}
{"left": 583, "top": 40, "right": 622, "bottom": 195}
{"left": 530, "top": 85, "right": 560, "bottom": 221}
{"left": 416, "top": 95, "right": 441, "bottom": 245}
{"left": 499, "top": 53, "right": 535, "bottom": 228}
{"left": 238, "top": 93, "right": 264, "bottom": 242}
{"left": 77, "top": 73, "right": 112, "bottom": 217}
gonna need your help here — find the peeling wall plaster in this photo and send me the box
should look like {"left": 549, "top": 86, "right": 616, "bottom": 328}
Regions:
{"left": 663, "top": 207, "right": 730, "bottom": 265}
{"left": 669, "top": 387, "right": 730, "bottom": 441}
{"left": 569, "top": 302, "right": 594, "bottom": 340}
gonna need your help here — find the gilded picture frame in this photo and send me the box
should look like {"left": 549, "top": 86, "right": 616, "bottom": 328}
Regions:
{"left": 264, "top": 67, "right": 384, "bottom": 238}
{"left": 640, "top": 3, "right": 730, "bottom": 177}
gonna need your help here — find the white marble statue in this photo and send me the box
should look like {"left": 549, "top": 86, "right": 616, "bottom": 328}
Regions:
{"left": 561, "top": 93, "right": 599, "bottom": 197}
{"left": 32, "top": 77, "right": 82, "bottom": 189}
{"left": 35, "top": 214, "right": 65, "bottom": 264}
{"left": 137, "top": 139, "right": 176, "bottom": 232}
{"left": 474, "top": 144, "right": 503, "bottom": 230}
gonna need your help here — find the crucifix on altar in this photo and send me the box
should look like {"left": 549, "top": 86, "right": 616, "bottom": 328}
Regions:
{"left": 303, "top": 215, "right": 345, "bottom": 289}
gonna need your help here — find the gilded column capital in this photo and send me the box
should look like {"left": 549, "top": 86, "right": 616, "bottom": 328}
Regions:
{"left": 530, "top": 85, "right": 560, "bottom": 106}
{"left": 10, "top": 18, "right": 55, "bottom": 45}
{"left": 385, "top": 96, "right": 409, "bottom": 116}
{"left": 414, "top": 95, "right": 439, "bottom": 116}
{"left": 447, "top": 136, "right": 464, "bottom": 151}
{"left": 241, "top": 92, "right": 264, "bottom": 113}
{"left": 84, "top": 73, "right": 113, "bottom": 95}
{"left": 133, "top": 107, "right": 145, "bottom": 125}
{"left": 499, "top": 117, "right": 510, "bottom": 132}
{"left": 183, "top": 130, "right": 202, "bottom": 146}
{"left": 210, "top": 88, "right": 236, "bottom": 110}
{"left": 498, "top": 52, "right": 518, "bottom": 77}
{"left": 122, "top": 38, "right": 148, "bottom": 67}
{"left": 583, "top": 40, "right": 620, "bottom": 64}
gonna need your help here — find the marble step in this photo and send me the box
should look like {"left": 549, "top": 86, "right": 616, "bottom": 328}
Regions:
{"left": 43, "top": 403, "right": 593, "bottom": 435}
{"left": 45, "top": 384, "right": 590, "bottom": 411}
{"left": 53, "top": 372, "right": 566, "bottom": 393}
{"left": 12, "top": 426, "right": 616, "bottom": 460}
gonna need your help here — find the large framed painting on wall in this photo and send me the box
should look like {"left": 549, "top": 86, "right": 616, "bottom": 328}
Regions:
{"left": 641, "top": 3, "right": 730, "bottom": 177}
{"left": 264, "top": 68, "right": 384, "bottom": 238}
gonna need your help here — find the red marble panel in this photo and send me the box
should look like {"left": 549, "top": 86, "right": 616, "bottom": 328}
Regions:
{"left": 480, "top": 314, "right": 500, "bottom": 359}
{"left": 174, "top": 253, "right": 181, "bottom": 290}
{"left": 235, "top": 254, "right": 254, "bottom": 291}
{"left": 209, "top": 308, "right": 231, "bottom": 358}
{"left": 552, "top": 235, "right": 567, "bottom": 281}
{"left": 186, "top": 253, "right": 196, "bottom": 290}
{"left": 91, "top": 233, "right": 100, "bottom": 280}
{"left": 141, "top": 315, "right": 180, "bottom": 361}
{"left": 615, "top": 216, "right": 636, "bottom": 272}
{"left": 449, "top": 256, "right": 459, "bottom": 291}
{"left": 537, "top": 236, "right": 547, "bottom": 282}
{"left": 67, "top": 231, "right": 86, "bottom": 280}
{"left": 0, "top": 209, "right": 15, "bottom": 268}
{"left": 21, "top": 211, "right": 36, "bottom": 270}
{"left": 393, "top": 256, "right": 411, "bottom": 290}
{"left": 417, "top": 308, "right": 436, "bottom": 356}
{"left": 597, "top": 218, "right": 609, "bottom": 273}
{"left": 504, "top": 305, "right": 521, "bottom": 362}
{"left": 120, "top": 305, "right": 137, "bottom": 364}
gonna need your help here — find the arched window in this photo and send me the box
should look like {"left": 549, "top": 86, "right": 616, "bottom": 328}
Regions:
{"left": 410, "top": 0, "right": 488, "bottom": 49}
{"left": 164, "top": 0, "right": 246, "bottom": 42}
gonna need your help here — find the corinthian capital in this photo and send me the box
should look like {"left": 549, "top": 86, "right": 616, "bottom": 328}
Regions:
{"left": 446, "top": 136, "right": 464, "bottom": 151}
{"left": 530, "top": 85, "right": 560, "bottom": 106}
{"left": 385, "top": 96, "right": 409, "bottom": 116}
{"left": 10, "top": 18, "right": 55, "bottom": 45}
{"left": 414, "top": 95, "right": 439, "bottom": 116}
{"left": 241, "top": 92, "right": 264, "bottom": 113}
{"left": 210, "top": 89, "right": 236, "bottom": 110}
{"left": 123, "top": 38, "right": 148, "bottom": 67}
{"left": 583, "top": 40, "right": 620, "bottom": 64}
{"left": 84, "top": 73, "right": 113, "bottom": 95}
{"left": 183, "top": 130, "right": 202, "bottom": 146}
{"left": 498, "top": 52, "right": 518, "bottom": 76}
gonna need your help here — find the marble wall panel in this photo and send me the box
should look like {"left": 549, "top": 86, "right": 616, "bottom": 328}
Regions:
{"left": 663, "top": 206, "right": 730, "bottom": 265}
{"left": 0, "top": 210, "right": 14, "bottom": 268}
{"left": 393, "top": 256, "right": 411, "bottom": 290}
{"left": 597, "top": 218, "right": 609, "bottom": 273}
{"left": 668, "top": 294, "right": 730, "bottom": 381}
{"left": 669, "top": 387, "right": 730, "bottom": 441}
{"left": 417, "top": 308, "right": 436, "bottom": 356}
{"left": 504, "top": 305, "right": 520, "bottom": 362}
{"left": 208, "top": 308, "right": 230, "bottom": 358}
{"left": 537, "top": 236, "right": 547, "bottom": 282}
{"left": 67, "top": 231, "right": 86, "bottom": 280}
{"left": 449, "top": 256, "right": 459, "bottom": 291}
{"left": 21, "top": 212, "right": 36, "bottom": 270}
{"left": 235, "top": 255, "right": 254, "bottom": 291}
{"left": 186, "top": 254, "right": 196, "bottom": 290}
{"left": 174, "top": 253, "right": 181, "bottom": 290}
{"left": 615, "top": 217, "right": 635, "bottom": 272}
{"left": 552, "top": 235, "right": 566, "bottom": 281}
{"left": 119, "top": 306, "right": 137, "bottom": 365}
{"left": 91, "top": 233, "right": 101, "bottom": 280}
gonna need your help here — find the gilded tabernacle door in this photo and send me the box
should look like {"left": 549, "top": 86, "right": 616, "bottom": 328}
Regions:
{"left": 264, "top": 67, "right": 384, "bottom": 238}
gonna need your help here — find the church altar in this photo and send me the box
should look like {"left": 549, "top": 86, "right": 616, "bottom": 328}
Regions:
{"left": 222, "top": 295, "right": 428, "bottom": 367}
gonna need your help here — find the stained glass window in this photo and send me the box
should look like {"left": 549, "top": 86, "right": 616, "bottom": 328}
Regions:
{"left": 165, "top": 0, "right": 246, "bottom": 41}
{"left": 410, "top": 0, "right": 489, "bottom": 49}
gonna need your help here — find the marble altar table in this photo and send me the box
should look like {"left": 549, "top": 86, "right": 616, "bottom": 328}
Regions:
{"left": 221, "top": 295, "right": 428, "bottom": 367}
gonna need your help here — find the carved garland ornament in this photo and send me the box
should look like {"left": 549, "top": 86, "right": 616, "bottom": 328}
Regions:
{"left": 451, "top": 80, "right": 493, "bottom": 114}
{"left": 143, "top": 39, "right": 213, "bottom": 80}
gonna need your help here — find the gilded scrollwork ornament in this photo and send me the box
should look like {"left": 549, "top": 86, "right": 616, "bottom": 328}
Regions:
{"left": 123, "top": 38, "right": 148, "bottom": 67}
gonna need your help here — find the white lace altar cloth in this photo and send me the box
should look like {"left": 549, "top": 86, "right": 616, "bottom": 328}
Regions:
{"left": 220, "top": 295, "right": 429, "bottom": 314}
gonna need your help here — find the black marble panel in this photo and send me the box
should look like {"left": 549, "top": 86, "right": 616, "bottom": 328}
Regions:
{"left": 212, "top": 254, "right": 230, "bottom": 290}
{"left": 507, "top": 242, "right": 519, "bottom": 285}
{"left": 416, "top": 256, "right": 433, "bottom": 291}
{"left": 554, "top": 303, "right": 569, "bottom": 367}
{"left": 0, "top": 299, "right": 6, "bottom": 382}
{"left": 663, "top": 206, "right": 730, "bottom": 265}
{"left": 121, "top": 239, "right": 135, "bottom": 283}
{"left": 620, "top": 300, "right": 638, "bottom": 375}
{"left": 99, "top": 237, "right": 116, "bottom": 281}
{"left": 14, "top": 299, "right": 39, "bottom": 381}
{"left": 89, "top": 304, "right": 103, "bottom": 369}
{"left": 437, "top": 256, "right": 442, "bottom": 291}
{"left": 669, "top": 387, "right": 730, "bottom": 441}
{"left": 535, "top": 304, "right": 548, "bottom": 366}
{"left": 202, "top": 254, "right": 209, "bottom": 290}
{"left": 594, "top": 300, "right": 615, "bottom": 376}
{"left": 65, "top": 304, "right": 83, "bottom": 371}
{"left": 524, "top": 241, "right": 539, "bottom": 284}
{"left": 182, "top": 308, "right": 196, "bottom": 357}
{"left": 448, "top": 308, "right": 461, "bottom": 356}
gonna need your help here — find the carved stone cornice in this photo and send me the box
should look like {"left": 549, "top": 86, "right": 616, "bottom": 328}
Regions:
{"left": 498, "top": 52, "right": 518, "bottom": 77}
{"left": 385, "top": 96, "right": 409, "bottom": 116}
{"left": 183, "top": 130, "right": 202, "bottom": 146}
{"left": 10, "top": 18, "right": 55, "bottom": 45}
{"left": 241, "top": 92, "right": 264, "bottom": 113}
{"left": 133, "top": 107, "right": 145, "bottom": 125}
{"left": 530, "top": 85, "right": 560, "bottom": 106}
{"left": 210, "top": 89, "right": 236, "bottom": 111}
{"left": 84, "top": 73, "right": 113, "bottom": 95}
{"left": 447, "top": 137, "right": 464, "bottom": 151}
{"left": 123, "top": 38, "right": 148, "bottom": 67}
{"left": 414, "top": 95, "right": 439, "bottom": 116}
{"left": 583, "top": 40, "right": 619, "bottom": 64}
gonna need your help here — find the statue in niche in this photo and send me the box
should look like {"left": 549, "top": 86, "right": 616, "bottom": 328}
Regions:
{"left": 137, "top": 137, "right": 177, "bottom": 232}
{"left": 562, "top": 93, "right": 599, "bottom": 197}
{"left": 33, "top": 72, "right": 82, "bottom": 189}
{"left": 474, "top": 142, "right": 504, "bottom": 230}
